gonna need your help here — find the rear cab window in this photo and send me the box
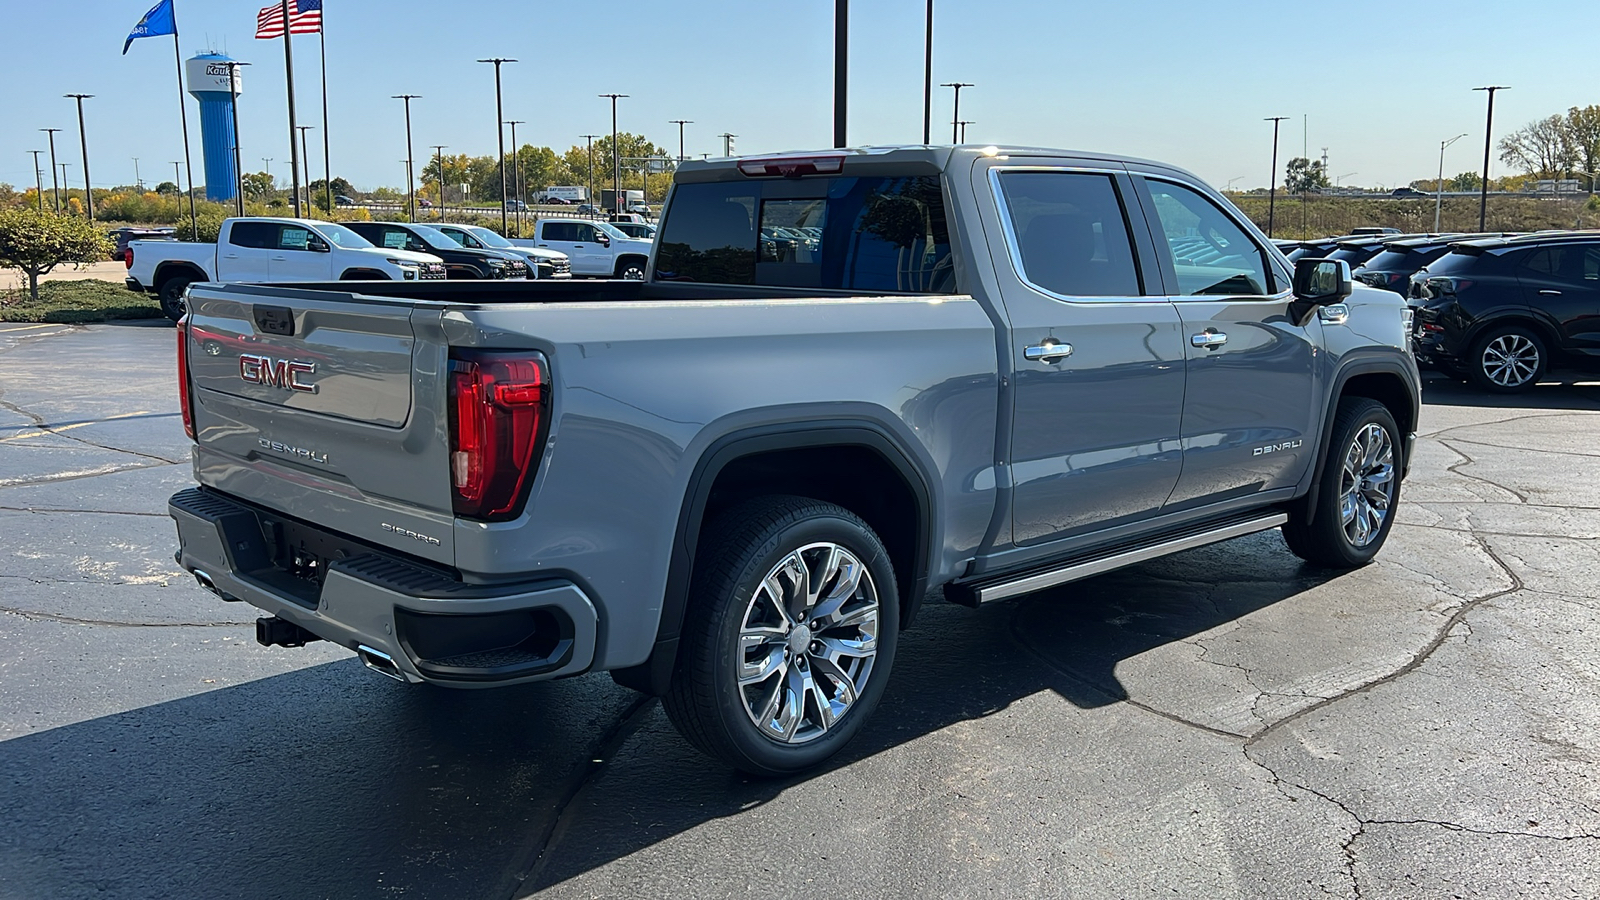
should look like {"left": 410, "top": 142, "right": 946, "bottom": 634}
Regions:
{"left": 227, "top": 221, "right": 276, "bottom": 249}
{"left": 655, "top": 176, "right": 953, "bottom": 292}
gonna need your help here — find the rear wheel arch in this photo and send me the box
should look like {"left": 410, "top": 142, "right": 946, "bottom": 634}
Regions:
{"left": 614, "top": 254, "right": 648, "bottom": 279}
{"left": 611, "top": 422, "right": 936, "bottom": 696}
{"left": 153, "top": 261, "right": 206, "bottom": 293}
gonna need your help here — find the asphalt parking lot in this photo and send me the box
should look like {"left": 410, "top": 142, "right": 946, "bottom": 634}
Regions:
{"left": 1, "top": 321, "right": 1597, "bottom": 899}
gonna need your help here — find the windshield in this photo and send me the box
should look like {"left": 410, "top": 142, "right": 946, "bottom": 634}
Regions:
{"left": 318, "top": 222, "right": 374, "bottom": 249}
{"left": 593, "top": 221, "right": 630, "bottom": 240}
{"left": 464, "top": 226, "right": 514, "bottom": 248}
{"left": 408, "top": 224, "right": 458, "bottom": 251}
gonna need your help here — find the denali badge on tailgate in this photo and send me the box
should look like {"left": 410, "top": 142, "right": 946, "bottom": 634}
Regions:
{"left": 239, "top": 354, "right": 317, "bottom": 393}
{"left": 258, "top": 438, "right": 329, "bottom": 465}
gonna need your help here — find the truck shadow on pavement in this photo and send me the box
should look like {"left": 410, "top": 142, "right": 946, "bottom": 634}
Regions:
{"left": 0, "top": 533, "right": 1341, "bottom": 899}
{"left": 1421, "top": 370, "right": 1600, "bottom": 411}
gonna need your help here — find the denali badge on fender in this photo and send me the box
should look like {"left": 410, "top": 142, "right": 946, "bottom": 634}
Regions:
{"left": 239, "top": 354, "right": 317, "bottom": 393}
{"left": 1253, "top": 439, "right": 1304, "bottom": 456}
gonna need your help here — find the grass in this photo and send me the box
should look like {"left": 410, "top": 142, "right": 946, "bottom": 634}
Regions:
{"left": 0, "top": 279, "right": 164, "bottom": 324}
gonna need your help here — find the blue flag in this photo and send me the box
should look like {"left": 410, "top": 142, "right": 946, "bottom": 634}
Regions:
{"left": 123, "top": 0, "right": 176, "bottom": 55}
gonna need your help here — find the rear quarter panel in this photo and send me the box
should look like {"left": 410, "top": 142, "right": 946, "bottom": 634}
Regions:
{"left": 443, "top": 294, "right": 1000, "bottom": 669}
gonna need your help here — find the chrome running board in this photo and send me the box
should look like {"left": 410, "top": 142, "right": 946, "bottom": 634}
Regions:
{"left": 948, "top": 511, "right": 1288, "bottom": 606}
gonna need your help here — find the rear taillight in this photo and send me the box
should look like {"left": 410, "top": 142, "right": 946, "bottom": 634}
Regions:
{"left": 125, "top": 246, "right": 134, "bottom": 270}
{"left": 176, "top": 316, "right": 195, "bottom": 440}
{"left": 448, "top": 350, "right": 549, "bottom": 521}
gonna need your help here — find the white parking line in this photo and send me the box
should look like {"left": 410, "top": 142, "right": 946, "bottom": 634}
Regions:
{"left": 0, "top": 323, "right": 67, "bottom": 334}
{"left": 0, "top": 411, "right": 153, "bottom": 444}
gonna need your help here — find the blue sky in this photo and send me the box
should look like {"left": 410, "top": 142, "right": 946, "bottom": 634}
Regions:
{"left": 2, "top": 0, "right": 1596, "bottom": 193}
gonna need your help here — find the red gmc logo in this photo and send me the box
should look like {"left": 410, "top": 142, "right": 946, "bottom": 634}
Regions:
{"left": 239, "top": 354, "right": 317, "bottom": 393}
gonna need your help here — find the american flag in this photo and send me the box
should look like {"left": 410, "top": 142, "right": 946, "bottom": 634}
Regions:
{"left": 255, "top": 0, "right": 322, "bottom": 39}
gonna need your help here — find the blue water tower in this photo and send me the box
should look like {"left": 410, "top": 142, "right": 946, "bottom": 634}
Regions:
{"left": 186, "top": 52, "right": 243, "bottom": 203}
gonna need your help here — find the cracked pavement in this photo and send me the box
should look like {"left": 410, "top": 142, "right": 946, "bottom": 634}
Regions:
{"left": 2, "top": 324, "right": 1598, "bottom": 899}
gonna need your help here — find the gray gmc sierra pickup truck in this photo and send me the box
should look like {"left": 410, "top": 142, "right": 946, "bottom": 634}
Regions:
{"left": 169, "top": 145, "right": 1419, "bottom": 774}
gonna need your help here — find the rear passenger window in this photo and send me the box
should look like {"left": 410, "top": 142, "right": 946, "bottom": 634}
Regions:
{"left": 228, "top": 222, "right": 275, "bottom": 249}
{"left": 995, "top": 171, "right": 1142, "bottom": 297}
{"left": 1145, "top": 180, "right": 1272, "bottom": 296}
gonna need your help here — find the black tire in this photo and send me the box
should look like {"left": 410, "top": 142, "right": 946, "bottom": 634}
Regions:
{"left": 1283, "top": 397, "right": 1402, "bottom": 568}
{"left": 614, "top": 256, "right": 647, "bottom": 280}
{"left": 663, "top": 496, "right": 899, "bottom": 776}
{"left": 158, "top": 276, "right": 193, "bottom": 322}
{"left": 1467, "top": 324, "right": 1546, "bottom": 393}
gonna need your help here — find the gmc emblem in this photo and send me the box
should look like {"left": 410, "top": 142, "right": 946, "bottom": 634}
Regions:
{"left": 239, "top": 354, "right": 317, "bottom": 393}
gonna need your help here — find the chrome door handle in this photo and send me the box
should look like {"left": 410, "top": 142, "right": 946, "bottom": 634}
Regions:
{"left": 1023, "top": 341, "right": 1073, "bottom": 362}
{"left": 1191, "top": 331, "right": 1228, "bottom": 349}
{"left": 1539, "top": 289, "right": 1562, "bottom": 295}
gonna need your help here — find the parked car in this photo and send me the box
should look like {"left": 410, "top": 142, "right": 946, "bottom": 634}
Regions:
{"left": 1286, "top": 236, "right": 1355, "bottom": 262}
{"left": 1410, "top": 231, "right": 1600, "bottom": 391}
{"left": 609, "top": 221, "right": 657, "bottom": 240}
{"left": 168, "top": 145, "right": 1416, "bottom": 775}
{"left": 1349, "top": 226, "right": 1402, "bottom": 235}
{"left": 1324, "top": 234, "right": 1433, "bottom": 270}
{"left": 109, "top": 226, "right": 175, "bottom": 262}
{"left": 345, "top": 222, "right": 530, "bottom": 280}
{"left": 511, "top": 217, "right": 653, "bottom": 279}
{"left": 434, "top": 223, "right": 572, "bottom": 278}
{"left": 124, "top": 217, "right": 445, "bottom": 320}
{"left": 1352, "top": 234, "right": 1517, "bottom": 297}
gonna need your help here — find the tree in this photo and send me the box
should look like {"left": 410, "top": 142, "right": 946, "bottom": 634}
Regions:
{"left": 1449, "top": 171, "right": 1483, "bottom": 192}
{"left": 307, "top": 177, "right": 357, "bottom": 210}
{"left": 1498, "top": 115, "right": 1574, "bottom": 179}
{"left": 1564, "top": 105, "right": 1600, "bottom": 191}
{"left": 155, "top": 181, "right": 180, "bottom": 195}
{"left": 0, "top": 208, "right": 114, "bottom": 301}
{"left": 1284, "top": 157, "right": 1330, "bottom": 194}
{"left": 241, "top": 171, "right": 275, "bottom": 200}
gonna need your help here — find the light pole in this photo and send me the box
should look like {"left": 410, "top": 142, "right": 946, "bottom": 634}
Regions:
{"left": 669, "top": 120, "right": 693, "bottom": 163}
{"left": 1264, "top": 115, "right": 1288, "bottom": 238}
{"left": 41, "top": 128, "right": 62, "bottom": 213}
{"left": 957, "top": 120, "right": 974, "bottom": 143}
{"left": 59, "top": 164, "right": 70, "bottom": 207}
{"left": 29, "top": 151, "right": 44, "bottom": 211}
{"left": 1226, "top": 176, "right": 1245, "bottom": 192}
{"left": 132, "top": 157, "right": 142, "bottom": 191}
{"left": 600, "top": 94, "right": 628, "bottom": 214}
{"left": 941, "top": 82, "right": 972, "bottom": 144}
{"left": 506, "top": 119, "right": 524, "bottom": 236}
{"left": 581, "top": 134, "right": 599, "bottom": 214}
{"left": 1435, "top": 132, "right": 1468, "bottom": 232}
{"left": 171, "top": 161, "right": 185, "bottom": 213}
{"left": 393, "top": 95, "right": 420, "bottom": 222}
{"left": 1474, "top": 86, "right": 1509, "bottom": 231}
{"left": 922, "top": 0, "right": 933, "bottom": 144}
{"left": 297, "top": 125, "right": 313, "bottom": 211}
{"left": 477, "top": 58, "right": 517, "bottom": 234}
{"left": 262, "top": 158, "right": 273, "bottom": 195}
{"left": 431, "top": 145, "right": 448, "bottom": 222}
{"left": 65, "top": 94, "right": 94, "bottom": 221}
{"left": 719, "top": 133, "right": 737, "bottom": 157}
{"left": 834, "top": 0, "right": 848, "bottom": 148}
{"left": 223, "top": 61, "right": 251, "bottom": 217}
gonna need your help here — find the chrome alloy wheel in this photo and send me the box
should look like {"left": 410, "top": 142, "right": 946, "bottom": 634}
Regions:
{"left": 1480, "top": 333, "right": 1541, "bottom": 388}
{"left": 736, "top": 542, "right": 880, "bottom": 744}
{"left": 1339, "top": 423, "right": 1395, "bottom": 548}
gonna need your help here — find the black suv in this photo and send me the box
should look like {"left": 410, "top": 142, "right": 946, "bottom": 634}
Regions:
{"left": 346, "top": 222, "right": 529, "bottom": 280}
{"left": 1410, "top": 232, "right": 1600, "bottom": 391}
{"left": 1354, "top": 234, "right": 1519, "bottom": 297}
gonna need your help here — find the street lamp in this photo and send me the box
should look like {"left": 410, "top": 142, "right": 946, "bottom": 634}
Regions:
{"left": 64, "top": 94, "right": 94, "bottom": 221}
{"left": 132, "top": 157, "right": 142, "bottom": 191}
{"left": 941, "top": 82, "right": 972, "bottom": 144}
{"left": 41, "top": 128, "right": 62, "bottom": 213}
{"left": 581, "top": 135, "right": 599, "bottom": 215}
{"left": 1264, "top": 116, "right": 1288, "bottom": 238}
{"left": 956, "top": 120, "right": 974, "bottom": 143}
{"left": 833, "top": 0, "right": 848, "bottom": 148}
{"left": 392, "top": 94, "right": 420, "bottom": 222}
{"left": 477, "top": 58, "right": 518, "bottom": 234}
{"left": 221, "top": 61, "right": 251, "bottom": 217}
{"left": 669, "top": 120, "right": 693, "bottom": 164}
{"left": 922, "top": 0, "right": 934, "bottom": 144}
{"left": 297, "top": 126, "right": 314, "bottom": 212}
{"left": 28, "top": 151, "right": 44, "bottom": 211}
{"left": 1473, "top": 85, "right": 1509, "bottom": 231}
{"left": 600, "top": 94, "right": 628, "bottom": 214}
{"left": 1435, "top": 133, "right": 1468, "bottom": 232}
{"left": 506, "top": 119, "right": 525, "bottom": 236}
{"left": 719, "top": 133, "right": 737, "bottom": 157}
{"left": 262, "top": 158, "right": 273, "bottom": 194}
{"left": 431, "top": 145, "right": 448, "bottom": 222}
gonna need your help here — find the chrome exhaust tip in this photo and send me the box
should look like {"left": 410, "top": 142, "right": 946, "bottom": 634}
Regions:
{"left": 193, "top": 569, "right": 217, "bottom": 592}
{"left": 357, "top": 645, "right": 406, "bottom": 682}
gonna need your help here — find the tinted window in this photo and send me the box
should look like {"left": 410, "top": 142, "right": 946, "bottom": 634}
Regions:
{"left": 228, "top": 221, "right": 276, "bottom": 249}
{"left": 656, "top": 176, "right": 952, "bottom": 291}
{"left": 1146, "top": 181, "right": 1271, "bottom": 296}
{"left": 996, "top": 171, "right": 1142, "bottom": 297}
{"left": 1520, "top": 244, "right": 1600, "bottom": 286}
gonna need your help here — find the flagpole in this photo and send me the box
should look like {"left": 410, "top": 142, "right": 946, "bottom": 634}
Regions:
{"left": 279, "top": 0, "right": 302, "bottom": 218}
{"left": 171, "top": 27, "right": 198, "bottom": 238}
{"left": 319, "top": 6, "right": 331, "bottom": 215}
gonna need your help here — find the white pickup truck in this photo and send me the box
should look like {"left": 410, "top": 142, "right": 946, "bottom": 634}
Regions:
{"left": 511, "top": 217, "right": 653, "bottom": 279}
{"left": 125, "top": 216, "right": 447, "bottom": 320}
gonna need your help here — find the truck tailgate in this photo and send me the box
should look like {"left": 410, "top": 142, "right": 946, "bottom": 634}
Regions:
{"left": 183, "top": 283, "right": 457, "bottom": 565}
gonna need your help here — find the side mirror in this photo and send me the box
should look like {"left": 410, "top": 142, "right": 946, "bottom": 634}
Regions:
{"left": 309, "top": 238, "right": 330, "bottom": 253}
{"left": 1293, "top": 257, "right": 1352, "bottom": 305}
{"left": 594, "top": 233, "right": 610, "bottom": 246}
